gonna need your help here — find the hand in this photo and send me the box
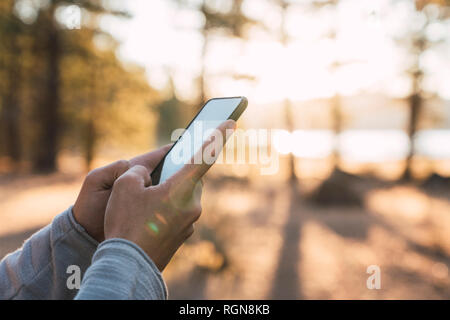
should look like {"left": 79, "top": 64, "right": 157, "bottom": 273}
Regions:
{"left": 72, "top": 144, "right": 172, "bottom": 242}
{"left": 104, "top": 120, "right": 236, "bottom": 270}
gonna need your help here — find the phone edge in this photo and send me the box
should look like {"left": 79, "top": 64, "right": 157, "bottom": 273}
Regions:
{"left": 150, "top": 96, "right": 247, "bottom": 185}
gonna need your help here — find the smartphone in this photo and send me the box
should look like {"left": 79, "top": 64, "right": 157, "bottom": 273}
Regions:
{"left": 151, "top": 96, "right": 248, "bottom": 185}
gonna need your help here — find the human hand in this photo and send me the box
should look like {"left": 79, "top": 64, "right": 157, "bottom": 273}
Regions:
{"left": 103, "top": 120, "right": 236, "bottom": 270}
{"left": 72, "top": 145, "right": 172, "bottom": 242}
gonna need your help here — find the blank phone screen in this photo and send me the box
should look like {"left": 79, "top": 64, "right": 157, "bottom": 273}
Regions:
{"left": 158, "top": 97, "right": 243, "bottom": 183}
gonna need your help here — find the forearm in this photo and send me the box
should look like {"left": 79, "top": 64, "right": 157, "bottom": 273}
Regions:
{"left": 0, "top": 207, "right": 98, "bottom": 300}
{"left": 75, "top": 238, "right": 167, "bottom": 300}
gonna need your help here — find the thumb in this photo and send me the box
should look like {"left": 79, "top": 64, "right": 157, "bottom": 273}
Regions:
{"left": 129, "top": 144, "right": 173, "bottom": 172}
{"left": 116, "top": 165, "right": 152, "bottom": 189}
{"left": 86, "top": 160, "right": 130, "bottom": 190}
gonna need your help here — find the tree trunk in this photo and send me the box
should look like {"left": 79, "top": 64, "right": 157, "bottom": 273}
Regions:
{"left": 1, "top": 35, "right": 22, "bottom": 166}
{"left": 403, "top": 91, "right": 421, "bottom": 181}
{"left": 84, "top": 116, "right": 96, "bottom": 172}
{"left": 331, "top": 93, "right": 342, "bottom": 169}
{"left": 280, "top": 2, "right": 297, "bottom": 185}
{"left": 33, "top": 9, "right": 61, "bottom": 173}
{"left": 284, "top": 99, "right": 296, "bottom": 183}
{"left": 84, "top": 62, "right": 98, "bottom": 172}
{"left": 198, "top": 28, "right": 208, "bottom": 109}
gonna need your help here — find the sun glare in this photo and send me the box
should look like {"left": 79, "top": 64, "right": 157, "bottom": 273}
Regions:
{"left": 98, "top": 0, "right": 450, "bottom": 163}
{"left": 106, "top": 0, "right": 450, "bottom": 104}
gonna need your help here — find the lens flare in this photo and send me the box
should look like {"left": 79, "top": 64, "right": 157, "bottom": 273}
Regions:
{"left": 147, "top": 222, "right": 159, "bottom": 235}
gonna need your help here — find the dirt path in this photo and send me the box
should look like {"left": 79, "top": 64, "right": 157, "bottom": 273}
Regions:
{"left": 165, "top": 178, "right": 450, "bottom": 299}
{"left": 0, "top": 174, "right": 82, "bottom": 258}
{"left": 1, "top": 174, "right": 449, "bottom": 299}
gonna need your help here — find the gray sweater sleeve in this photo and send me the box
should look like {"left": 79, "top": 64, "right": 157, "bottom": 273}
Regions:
{"left": 75, "top": 239, "right": 168, "bottom": 300}
{"left": 0, "top": 207, "right": 98, "bottom": 299}
{"left": 0, "top": 207, "right": 167, "bottom": 300}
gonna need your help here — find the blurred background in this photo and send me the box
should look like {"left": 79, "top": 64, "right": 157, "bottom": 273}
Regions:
{"left": 1, "top": 0, "right": 450, "bottom": 299}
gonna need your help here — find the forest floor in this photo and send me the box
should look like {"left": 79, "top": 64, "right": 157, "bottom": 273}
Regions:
{"left": 1, "top": 170, "right": 449, "bottom": 299}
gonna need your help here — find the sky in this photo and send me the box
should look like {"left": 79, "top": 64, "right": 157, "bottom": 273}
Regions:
{"left": 99, "top": 0, "right": 450, "bottom": 105}
{"left": 7, "top": 0, "right": 450, "bottom": 161}
{"left": 95, "top": 0, "right": 450, "bottom": 161}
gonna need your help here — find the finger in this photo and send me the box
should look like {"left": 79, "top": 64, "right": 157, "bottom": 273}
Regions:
{"left": 190, "top": 180, "right": 203, "bottom": 211}
{"left": 116, "top": 165, "right": 151, "bottom": 189}
{"left": 129, "top": 144, "right": 173, "bottom": 172}
{"left": 87, "top": 160, "right": 130, "bottom": 190}
{"left": 176, "top": 180, "right": 203, "bottom": 219}
{"left": 185, "top": 224, "right": 195, "bottom": 240}
{"left": 167, "top": 119, "right": 236, "bottom": 187}
{"left": 184, "top": 179, "right": 203, "bottom": 210}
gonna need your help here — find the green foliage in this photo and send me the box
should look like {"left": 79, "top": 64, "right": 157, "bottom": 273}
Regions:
{"left": 0, "top": 0, "right": 160, "bottom": 172}
{"left": 60, "top": 29, "right": 159, "bottom": 168}
{"left": 154, "top": 95, "right": 191, "bottom": 146}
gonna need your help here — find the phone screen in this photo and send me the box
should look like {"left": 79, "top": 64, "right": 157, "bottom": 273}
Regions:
{"left": 151, "top": 97, "right": 247, "bottom": 185}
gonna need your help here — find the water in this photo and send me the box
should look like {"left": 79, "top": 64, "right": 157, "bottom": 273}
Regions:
{"left": 273, "top": 129, "right": 450, "bottom": 162}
